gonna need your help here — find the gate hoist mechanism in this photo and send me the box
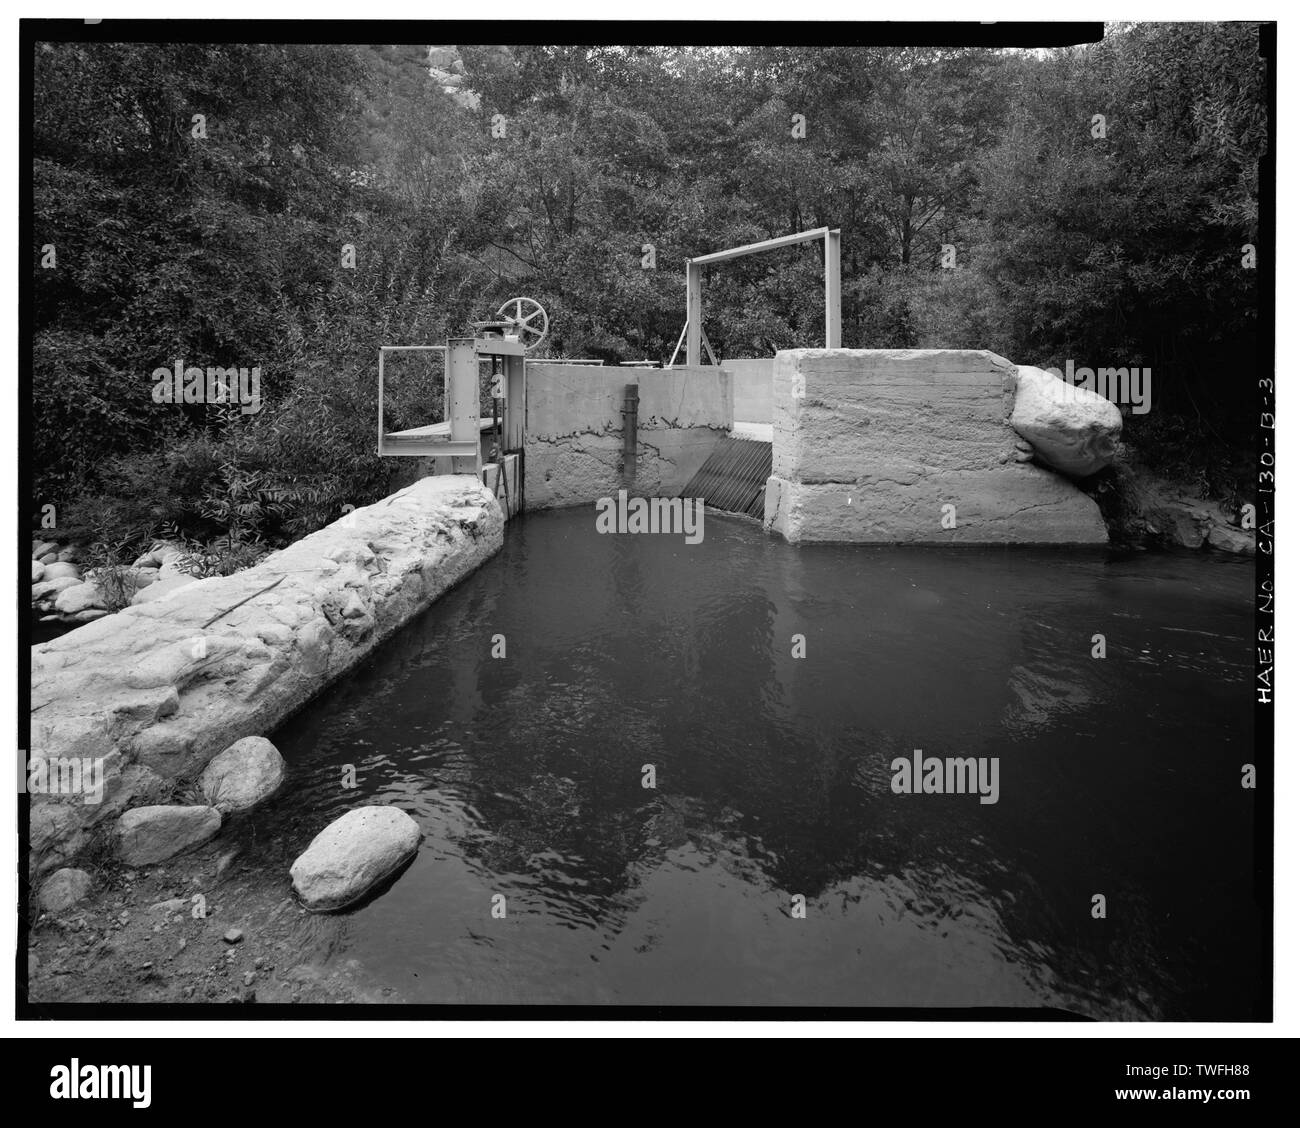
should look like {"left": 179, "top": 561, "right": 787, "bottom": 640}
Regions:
{"left": 377, "top": 298, "right": 547, "bottom": 504}
{"left": 490, "top": 296, "right": 549, "bottom": 351}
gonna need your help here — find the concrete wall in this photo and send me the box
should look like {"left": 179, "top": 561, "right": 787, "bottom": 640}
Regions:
{"left": 29, "top": 477, "right": 504, "bottom": 874}
{"left": 764, "top": 349, "right": 1109, "bottom": 544}
{"left": 724, "top": 357, "right": 774, "bottom": 424}
{"left": 523, "top": 364, "right": 731, "bottom": 509}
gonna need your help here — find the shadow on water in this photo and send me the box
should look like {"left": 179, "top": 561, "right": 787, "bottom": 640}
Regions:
{"left": 247, "top": 508, "right": 1258, "bottom": 1015}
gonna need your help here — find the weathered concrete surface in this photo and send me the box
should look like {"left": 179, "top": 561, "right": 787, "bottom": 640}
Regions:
{"left": 29, "top": 475, "right": 503, "bottom": 876}
{"left": 764, "top": 349, "right": 1109, "bottom": 544}
{"left": 524, "top": 364, "right": 732, "bottom": 509}
{"left": 1011, "top": 364, "right": 1123, "bottom": 477}
{"left": 724, "top": 357, "right": 775, "bottom": 424}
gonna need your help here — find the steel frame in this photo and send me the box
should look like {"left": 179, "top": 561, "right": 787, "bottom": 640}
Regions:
{"left": 675, "top": 226, "right": 841, "bottom": 367}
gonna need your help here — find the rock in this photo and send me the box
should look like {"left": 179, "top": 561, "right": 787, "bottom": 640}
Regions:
{"left": 32, "top": 560, "right": 45, "bottom": 583}
{"left": 33, "top": 539, "right": 57, "bottom": 558}
{"left": 42, "top": 561, "right": 81, "bottom": 581}
{"left": 341, "top": 591, "right": 368, "bottom": 619}
{"left": 38, "top": 552, "right": 59, "bottom": 565}
{"left": 1208, "top": 524, "right": 1255, "bottom": 555}
{"left": 1011, "top": 365, "right": 1123, "bottom": 477}
{"left": 38, "top": 867, "right": 93, "bottom": 913}
{"left": 151, "top": 541, "right": 187, "bottom": 565}
{"left": 29, "top": 477, "right": 501, "bottom": 880}
{"left": 115, "top": 805, "right": 222, "bottom": 866}
{"left": 290, "top": 806, "right": 421, "bottom": 912}
{"left": 131, "top": 572, "right": 199, "bottom": 605}
{"left": 200, "top": 736, "right": 285, "bottom": 813}
{"left": 56, "top": 547, "right": 80, "bottom": 563}
{"left": 223, "top": 928, "right": 244, "bottom": 944}
{"left": 32, "top": 577, "right": 81, "bottom": 602}
{"left": 1147, "top": 502, "right": 1210, "bottom": 549}
{"left": 133, "top": 567, "right": 161, "bottom": 588}
{"left": 53, "top": 581, "right": 106, "bottom": 615}
{"left": 68, "top": 609, "right": 109, "bottom": 623}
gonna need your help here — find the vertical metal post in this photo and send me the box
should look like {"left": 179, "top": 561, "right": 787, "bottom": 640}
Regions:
{"left": 377, "top": 348, "right": 385, "bottom": 455}
{"left": 504, "top": 354, "right": 525, "bottom": 452}
{"left": 686, "top": 261, "right": 702, "bottom": 368}
{"left": 447, "top": 338, "right": 479, "bottom": 475}
{"left": 622, "top": 383, "right": 639, "bottom": 482}
{"left": 825, "top": 228, "right": 841, "bottom": 349}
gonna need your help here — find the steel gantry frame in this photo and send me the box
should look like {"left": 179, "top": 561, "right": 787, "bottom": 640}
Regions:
{"left": 670, "top": 226, "right": 841, "bottom": 368}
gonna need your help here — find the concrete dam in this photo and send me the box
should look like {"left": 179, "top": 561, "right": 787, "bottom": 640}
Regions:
{"left": 29, "top": 341, "right": 1118, "bottom": 881}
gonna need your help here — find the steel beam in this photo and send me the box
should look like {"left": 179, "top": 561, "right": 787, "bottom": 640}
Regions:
{"left": 686, "top": 260, "right": 702, "bottom": 368}
{"left": 679, "top": 226, "right": 842, "bottom": 367}
{"left": 689, "top": 226, "right": 831, "bottom": 267}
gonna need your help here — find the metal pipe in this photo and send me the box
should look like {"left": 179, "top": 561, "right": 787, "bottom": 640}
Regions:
{"left": 621, "top": 383, "right": 639, "bottom": 482}
{"left": 689, "top": 226, "right": 831, "bottom": 267}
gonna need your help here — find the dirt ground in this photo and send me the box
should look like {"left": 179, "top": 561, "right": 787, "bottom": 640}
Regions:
{"left": 26, "top": 837, "right": 405, "bottom": 1007}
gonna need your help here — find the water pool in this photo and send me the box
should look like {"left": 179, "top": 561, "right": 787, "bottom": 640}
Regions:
{"left": 250, "top": 508, "right": 1259, "bottom": 1016}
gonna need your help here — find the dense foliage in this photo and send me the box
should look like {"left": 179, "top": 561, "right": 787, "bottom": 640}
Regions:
{"left": 31, "top": 28, "right": 1266, "bottom": 556}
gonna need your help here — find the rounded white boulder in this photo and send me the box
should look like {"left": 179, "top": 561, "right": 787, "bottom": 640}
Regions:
{"left": 42, "top": 561, "right": 81, "bottom": 582}
{"left": 290, "top": 806, "right": 421, "bottom": 912}
{"left": 1011, "top": 365, "right": 1123, "bottom": 478}
{"left": 53, "top": 581, "right": 106, "bottom": 616}
{"left": 200, "top": 736, "right": 286, "bottom": 813}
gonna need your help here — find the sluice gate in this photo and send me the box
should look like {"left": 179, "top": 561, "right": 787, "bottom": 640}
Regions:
{"left": 679, "top": 431, "right": 771, "bottom": 520}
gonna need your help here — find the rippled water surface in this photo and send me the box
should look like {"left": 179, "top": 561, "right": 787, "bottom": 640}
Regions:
{"left": 252, "top": 509, "right": 1259, "bottom": 1016}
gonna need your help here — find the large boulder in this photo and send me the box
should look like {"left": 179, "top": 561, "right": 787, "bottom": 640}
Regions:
{"left": 1011, "top": 366, "right": 1123, "bottom": 478}
{"left": 1208, "top": 524, "right": 1255, "bottom": 555}
{"left": 32, "top": 560, "right": 45, "bottom": 583}
{"left": 42, "top": 561, "right": 82, "bottom": 582}
{"left": 38, "top": 867, "right": 93, "bottom": 913}
{"left": 200, "top": 736, "right": 285, "bottom": 813}
{"left": 116, "top": 805, "right": 222, "bottom": 865}
{"left": 290, "top": 806, "right": 421, "bottom": 912}
{"left": 32, "top": 576, "right": 81, "bottom": 603}
{"left": 54, "top": 581, "right": 107, "bottom": 615}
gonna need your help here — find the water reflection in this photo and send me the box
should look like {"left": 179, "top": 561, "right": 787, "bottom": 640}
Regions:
{"left": 253, "top": 510, "right": 1257, "bottom": 1016}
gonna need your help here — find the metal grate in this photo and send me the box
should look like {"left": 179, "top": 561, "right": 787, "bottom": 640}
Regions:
{"left": 678, "top": 435, "right": 772, "bottom": 520}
